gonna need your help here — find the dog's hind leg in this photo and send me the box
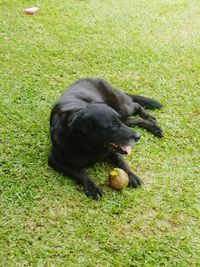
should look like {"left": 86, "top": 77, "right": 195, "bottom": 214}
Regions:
{"left": 131, "top": 102, "right": 157, "bottom": 121}
{"left": 123, "top": 118, "right": 163, "bottom": 137}
{"left": 48, "top": 153, "right": 104, "bottom": 199}
{"left": 127, "top": 94, "right": 163, "bottom": 110}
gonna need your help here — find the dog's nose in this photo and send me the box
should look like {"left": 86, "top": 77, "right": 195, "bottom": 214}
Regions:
{"left": 133, "top": 132, "right": 141, "bottom": 141}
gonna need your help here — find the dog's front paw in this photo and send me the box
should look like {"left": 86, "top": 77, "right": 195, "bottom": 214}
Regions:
{"left": 128, "top": 173, "right": 143, "bottom": 188}
{"left": 85, "top": 182, "right": 104, "bottom": 200}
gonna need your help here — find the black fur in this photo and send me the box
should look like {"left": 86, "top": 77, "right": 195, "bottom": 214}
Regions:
{"left": 48, "top": 78, "right": 163, "bottom": 199}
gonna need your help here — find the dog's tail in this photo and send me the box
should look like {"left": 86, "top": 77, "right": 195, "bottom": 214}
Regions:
{"left": 127, "top": 94, "right": 163, "bottom": 110}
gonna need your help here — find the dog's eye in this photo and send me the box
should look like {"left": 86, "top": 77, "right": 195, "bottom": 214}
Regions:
{"left": 112, "top": 121, "right": 119, "bottom": 128}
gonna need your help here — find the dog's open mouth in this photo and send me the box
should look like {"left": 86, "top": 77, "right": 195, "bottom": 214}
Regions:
{"left": 110, "top": 143, "right": 132, "bottom": 155}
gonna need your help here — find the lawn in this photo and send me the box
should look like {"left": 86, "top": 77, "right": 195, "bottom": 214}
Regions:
{"left": 0, "top": 0, "right": 200, "bottom": 266}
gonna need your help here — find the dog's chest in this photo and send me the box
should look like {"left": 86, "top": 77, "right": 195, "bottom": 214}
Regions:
{"left": 64, "top": 144, "right": 109, "bottom": 168}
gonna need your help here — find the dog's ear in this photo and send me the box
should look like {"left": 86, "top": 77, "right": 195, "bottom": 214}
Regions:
{"left": 59, "top": 103, "right": 87, "bottom": 130}
{"left": 60, "top": 110, "right": 78, "bottom": 128}
{"left": 60, "top": 106, "right": 82, "bottom": 128}
{"left": 72, "top": 112, "right": 92, "bottom": 135}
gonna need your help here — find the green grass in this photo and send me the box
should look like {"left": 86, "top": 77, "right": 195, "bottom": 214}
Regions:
{"left": 1, "top": 0, "right": 200, "bottom": 266}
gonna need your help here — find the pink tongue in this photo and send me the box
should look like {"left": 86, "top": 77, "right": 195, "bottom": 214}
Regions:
{"left": 121, "top": 145, "right": 132, "bottom": 155}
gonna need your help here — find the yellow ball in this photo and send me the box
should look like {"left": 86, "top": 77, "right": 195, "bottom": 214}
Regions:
{"left": 109, "top": 168, "right": 129, "bottom": 190}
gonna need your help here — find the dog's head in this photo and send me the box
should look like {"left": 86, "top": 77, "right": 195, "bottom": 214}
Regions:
{"left": 72, "top": 104, "right": 140, "bottom": 155}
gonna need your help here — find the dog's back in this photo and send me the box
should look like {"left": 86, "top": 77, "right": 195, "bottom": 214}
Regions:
{"left": 58, "top": 78, "right": 134, "bottom": 118}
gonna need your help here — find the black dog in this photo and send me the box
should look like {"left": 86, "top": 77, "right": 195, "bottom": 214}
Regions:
{"left": 48, "top": 78, "right": 163, "bottom": 199}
